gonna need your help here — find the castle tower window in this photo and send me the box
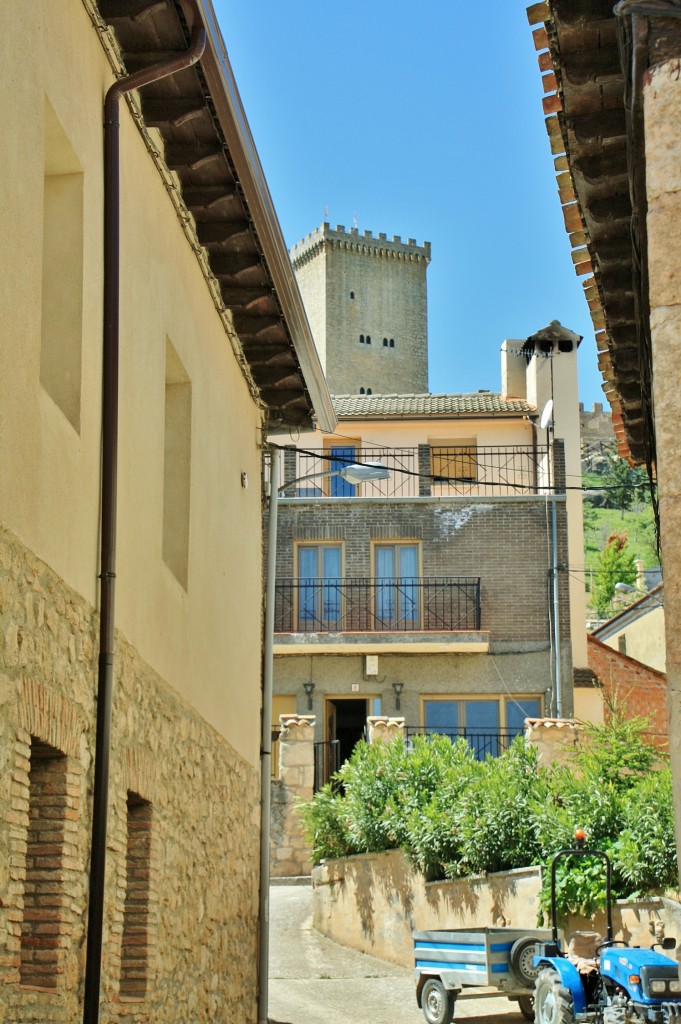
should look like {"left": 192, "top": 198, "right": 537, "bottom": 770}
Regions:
{"left": 359, "top": 334, "right": 365, "bottom": 344}
{"left": 359, "top": 387, "right": 365, "bottom": 394}
{"left": 390, "top": 338, "right": 395, "bottom": 348}
{"left": 350, "top": 291, "right": 355, "bottom": 299}
{"left": 366, "top": 335, "right": 371, "bottom": 344}
{"left": 383, "top": 338, "right": 388, "bottom": 347}
{"left": 367, "top": 388, "right": 373, "bottom": 395}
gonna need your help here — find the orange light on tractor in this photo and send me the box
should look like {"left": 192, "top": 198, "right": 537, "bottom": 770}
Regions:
{"left": 629, "top": 975, "right": 641, "bottom": 986}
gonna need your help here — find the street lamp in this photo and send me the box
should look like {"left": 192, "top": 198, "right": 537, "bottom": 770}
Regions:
{"left": 258, "top": 449, "right": 389, "bottom": 1024}
{"left": 278, "top": 460, "right": 390, "bottom": 495}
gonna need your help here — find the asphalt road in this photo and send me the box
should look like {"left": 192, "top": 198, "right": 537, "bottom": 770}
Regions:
{"left": 267, "top": 880, "right": 529, "bottom": 1024}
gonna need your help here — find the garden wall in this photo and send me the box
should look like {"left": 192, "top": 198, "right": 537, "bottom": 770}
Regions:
{"left": 312, "top": 849, "right": 681, "bottom": 968}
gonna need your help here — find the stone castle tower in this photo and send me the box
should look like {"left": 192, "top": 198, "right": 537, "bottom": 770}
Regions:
{"left": 290, "top": 223, "right": 431, "bottom": 396}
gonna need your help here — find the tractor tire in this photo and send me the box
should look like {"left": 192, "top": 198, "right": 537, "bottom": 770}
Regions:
{"left": 518, "top": 993, "right": 535, "bottom": 1021}
{"left": 534, "top": 967, "right": 575, "bottom": 1024}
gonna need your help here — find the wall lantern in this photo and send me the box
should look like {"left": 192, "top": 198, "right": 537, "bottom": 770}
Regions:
{"left": 303, "top": 682, "right": 315, "bottom": 710}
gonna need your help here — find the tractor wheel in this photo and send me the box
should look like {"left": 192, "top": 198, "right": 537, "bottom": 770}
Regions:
{"left": 534, "top": 967, "right": 575, "bottom": 1024}
{"left": 421, "top": 977, "right": 456, "bottom": 1024}
{"left": 518, "top": 993, "right": 535, "bottom": 1021}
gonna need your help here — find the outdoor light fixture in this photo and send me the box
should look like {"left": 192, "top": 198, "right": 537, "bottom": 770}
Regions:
{"left": 392, "top": 682, "right": 404, "bottom": 710}
{"left": 615, "top": 581, "right": 636, "bottom": 593}
{"left": 303, "top": 682, "right": 315, "bottom": 710}
{"left": 278, "top": 460, "right": 390, "bottom": 495}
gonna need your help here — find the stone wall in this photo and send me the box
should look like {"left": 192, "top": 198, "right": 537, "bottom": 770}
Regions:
{"left": 270, "top": 716, "right": 315, "bottom": 878}
{"left": 291, "top": 224, "right": 430, "bottom": 396}
{"left": 312, "top": 848, "right": 681, "bottom": 968}
{"left": 644, "top": 56, "right": 681, "bottom": 876}
{"left": 0, "top": 523, "right": 261, "bottom": 1024}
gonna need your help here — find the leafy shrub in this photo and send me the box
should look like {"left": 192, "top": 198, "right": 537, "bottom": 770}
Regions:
{"left": 297, "top": 714, "right": 676, "bottom": 922}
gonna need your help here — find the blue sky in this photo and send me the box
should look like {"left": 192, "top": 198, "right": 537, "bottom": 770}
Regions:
{"left": 215, "top": 0, "right": 605, "bottom": 410}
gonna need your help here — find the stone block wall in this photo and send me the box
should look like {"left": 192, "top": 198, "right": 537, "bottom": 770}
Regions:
{"left": 291, "top": 224, "right": 430, "bottom": 396}
{"left": 0, "top": 523, "right": 261, "bottom": 1024}
{"left": 270, "top": 715, "right": 315, "bottom": 878}
{"left": 312, "top": 848, "right": 681, "bottom": 969}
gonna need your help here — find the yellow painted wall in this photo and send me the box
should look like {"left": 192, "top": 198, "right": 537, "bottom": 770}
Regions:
{"left": 602, "top": 606, "right": 666, "bottom": 673}
{"left": 0, "top": 0, "right": 264, "bottom": 765}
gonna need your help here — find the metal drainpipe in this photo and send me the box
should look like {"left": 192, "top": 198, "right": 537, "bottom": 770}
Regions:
{"left": 259, "top": 446, "right": 280, "bottom": 1024}
{"left": 83, "top": 16, "right": 206, "bottom": 1024}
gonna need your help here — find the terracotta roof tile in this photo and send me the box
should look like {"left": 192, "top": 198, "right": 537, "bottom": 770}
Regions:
{"left": 331, "top": 393, "right": 535, "bottom": 418}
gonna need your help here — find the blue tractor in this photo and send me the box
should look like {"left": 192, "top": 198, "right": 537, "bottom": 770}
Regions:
{"left": 534, "top": 831, "right": 681, "bottom": 1024}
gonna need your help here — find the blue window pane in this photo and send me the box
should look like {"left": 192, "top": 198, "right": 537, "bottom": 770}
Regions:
{"left": 465, "top": 701, "right": 500, "bottom": 758}
{"left": 399, "top": 546, "right": 418, "bottom": 624}
{"left": 506, "top": 699, "right": 540, "bottom": 735}
{"left": 330, "top": 446, "right": 356, "bottom": 496}
{"left": 424, "top": 700, "right": 458, "bottom": 736}
{"left": 322, "top": 547, "right": 341, "bottom": 622}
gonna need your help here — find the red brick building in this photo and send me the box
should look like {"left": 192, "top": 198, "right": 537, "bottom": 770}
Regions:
{"left": 587, "top": 635, "right": 668, "bottom": 747}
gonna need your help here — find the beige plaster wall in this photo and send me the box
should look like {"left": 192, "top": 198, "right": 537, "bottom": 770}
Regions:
{"left": 313, "top": 849, "right": 681, "bottom": 970}
{"left": 644, "top": 59, "right": 681, "bottom": 872}
{"left": 602, "top": 606, "right": 666, "bottom": 673}
{"left": 0, "top": 0, "right": 263, "bottom": 763}
{"left": 279, "top": 414, "right": 535, "bottom": 453}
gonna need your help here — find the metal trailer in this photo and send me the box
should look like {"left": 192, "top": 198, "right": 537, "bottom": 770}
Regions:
{"left": 413, "top": 926, "right": 554, "bottom": 1024}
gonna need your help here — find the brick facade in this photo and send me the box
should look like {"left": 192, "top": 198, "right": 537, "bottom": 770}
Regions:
{"left": 587, "top": 634, "right": 668, "bottom": 744}
{"left": 275, "top": 496, "right": 571, "bottom": 645}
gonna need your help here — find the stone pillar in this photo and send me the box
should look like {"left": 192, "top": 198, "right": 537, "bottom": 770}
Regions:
{"left": 367, "top": 716, "right": 405, "bottom": 744}
{"left": 270, "top": 714, "right": 315, "bottom": 878}
{"left": 524, "top": 717, "right": 580, "bottom": 766}
{"left": 644, "top": 56, "right": 681, "bottom": 880}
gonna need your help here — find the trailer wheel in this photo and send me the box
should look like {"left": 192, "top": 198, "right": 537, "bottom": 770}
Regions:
{"left": 510, "top": 937, "right": 541, "bottom": 986}
{"left": 518, "top": 994, "right": 535, "bottom": 1021}
{"left": 421, "top": 977, "right": 455, "bottom": 1024}
{"left": 534, "top": 968, "right": 574, "bottom": 1024}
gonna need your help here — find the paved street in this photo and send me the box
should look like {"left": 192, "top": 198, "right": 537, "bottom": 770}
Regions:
{"left": 268, "top": 880, "right": 529, "bottom": 1024}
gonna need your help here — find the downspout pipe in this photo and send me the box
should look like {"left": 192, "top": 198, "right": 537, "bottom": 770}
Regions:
{"left": 259, "top": 446, "right": 280, "bottom": 1024}
{"left": 83, "top": 17, "right": 206, "bottom": 1024}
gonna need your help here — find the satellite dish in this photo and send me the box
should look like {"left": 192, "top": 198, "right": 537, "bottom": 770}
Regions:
{"left": 540, "top": 399, "right": 554, "bottom": 431}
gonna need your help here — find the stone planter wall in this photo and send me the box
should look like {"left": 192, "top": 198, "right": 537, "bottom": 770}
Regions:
{"left": 312, "top": 849, "right": 681, "bottom": 969}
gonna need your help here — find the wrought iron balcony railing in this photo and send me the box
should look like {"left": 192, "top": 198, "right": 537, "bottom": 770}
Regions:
{"left": 405, "top": 726, "right": 522, "bottom": 760}
{"left": 271, "top": 445, "right": 549, "bottom": 499}
{"left": 274, "top": 576, "right": 481, "bottom": 633}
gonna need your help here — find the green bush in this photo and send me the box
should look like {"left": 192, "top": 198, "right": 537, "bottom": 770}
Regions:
{"left": 297, "top": 714, "right": 677, "bottom": 922}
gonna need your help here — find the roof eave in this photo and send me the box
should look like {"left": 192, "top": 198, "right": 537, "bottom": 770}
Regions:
{"left": 182, "top": 0, "right": 336, "bottom": 435}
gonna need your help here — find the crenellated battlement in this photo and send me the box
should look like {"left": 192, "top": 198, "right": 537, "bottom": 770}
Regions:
{"left": 291, "top": 222, "right": 431, "bottom": 268}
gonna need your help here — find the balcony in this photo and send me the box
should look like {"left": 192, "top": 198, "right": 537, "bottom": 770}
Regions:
{"left": 274, "top": 445, "right": 549, "bottom": 499}
{"left": 405, "top": 726, "right": 522, "bottom": 760}
{"left": 273, "top": 576, "right": 487, "bottom": 654}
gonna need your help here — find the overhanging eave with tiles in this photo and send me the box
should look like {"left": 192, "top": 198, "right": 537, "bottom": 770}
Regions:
{"left": 94, "top": 0, "right": 335, "bottom": 434}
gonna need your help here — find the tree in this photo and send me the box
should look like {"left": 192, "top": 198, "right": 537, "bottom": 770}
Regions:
{"left": 591, "top": 531, "right": 637, "bottom": 617}
{"left": 601, "top": 454, "right": 650, "bottom": 512}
